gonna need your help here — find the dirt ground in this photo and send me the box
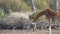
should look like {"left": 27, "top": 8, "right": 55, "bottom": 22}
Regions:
{"left": 0, "top": 29, "right": 60, "bottom": 34}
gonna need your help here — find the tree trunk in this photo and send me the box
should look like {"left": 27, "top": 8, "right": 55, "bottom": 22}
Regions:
{"left": 30, "top": 0, "right": 36, "bottom": 31}
{"left": 30, "top": 0, "right": 36, "bottom": 12}
{"left": 54, "top": 0, "right": 59, "bottom": 12}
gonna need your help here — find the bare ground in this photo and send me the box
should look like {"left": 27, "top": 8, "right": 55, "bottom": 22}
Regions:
{"left": 0, "top": 29, "right": 60, "bottom": 34}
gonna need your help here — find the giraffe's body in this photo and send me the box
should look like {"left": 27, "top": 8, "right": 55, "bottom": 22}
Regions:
{"left": 33, "top": 9, "right": 60, "bottom": 23}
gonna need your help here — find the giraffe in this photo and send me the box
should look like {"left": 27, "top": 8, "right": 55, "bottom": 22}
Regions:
{"left": 33, "top": 8, "right": 60, "bottom": 34}
{"left": 33, "top": 8, "right": 60, "bottom": 24}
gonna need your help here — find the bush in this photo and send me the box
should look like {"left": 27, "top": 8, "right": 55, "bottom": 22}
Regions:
{"left": 36, "top": 26, "right": 41, "bottom": 29}
{"left": 29, "top": 13, "right": 35, "bottom": 20}
{"left": 0, "top": 7, "right": 5, "bottom": 18}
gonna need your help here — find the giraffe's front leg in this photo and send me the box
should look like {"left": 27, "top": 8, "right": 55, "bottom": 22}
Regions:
{"left": 49, "top": 18, "right": 52, "bottom": 34}
{"left": 31, "top": 22, "right": 36, "bottom": 31}
{"left": 33, "top": 22, "right": 36, "bottom": 31}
